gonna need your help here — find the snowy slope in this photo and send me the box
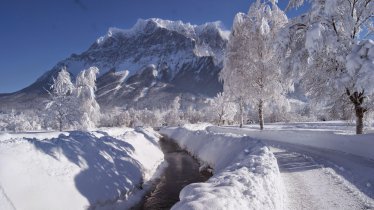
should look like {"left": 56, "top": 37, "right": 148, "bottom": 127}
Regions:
{"left": 160, "top": 126, "right": 284, "bottom": 210}
{"left": 0, "top": 127, "right": 164, "bottom": 210}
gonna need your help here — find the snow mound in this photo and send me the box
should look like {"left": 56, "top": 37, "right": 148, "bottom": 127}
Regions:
{"left": 160, "top": 126, "right": 284, "bottom": 210}
{"left": 0, "top": 127, "right": 164, "bottom": 210}
{"left": 181, "top": 123, "right": 212, "bottom": 131}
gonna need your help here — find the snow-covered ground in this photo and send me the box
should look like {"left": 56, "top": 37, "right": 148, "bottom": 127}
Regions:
{"left": 160, "top": 126, "right": 285, "bottom": 210}
{"left": 208, "top": 121, "right": 374, "bottom": 160}
{"left": 0, "top": 127, "right": 165, "bottom": 210}
{"left": 270, "top": 146, "right": 374, "bottom": 209}
{"left": 1, "top": 121, "right": 373, "bottom": 210}
{"left": 161, "top": 121, "right": 374, "bottom": 210}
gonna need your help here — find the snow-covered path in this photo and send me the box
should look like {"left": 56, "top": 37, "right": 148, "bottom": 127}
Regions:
{"left": 266, "top": 142, "right": 374, "bottom": 210}
{"left": 271, "top": 146, "right": 371, "bottom": 210}
{"left": 206, "top": 123, "right": 374, "bottom": 209}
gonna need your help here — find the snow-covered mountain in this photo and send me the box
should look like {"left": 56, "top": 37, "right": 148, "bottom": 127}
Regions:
{"left": 0, "top": 18, "right": 229, "bottom": 110}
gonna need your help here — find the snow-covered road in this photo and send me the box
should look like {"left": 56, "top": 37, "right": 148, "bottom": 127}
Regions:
{"left": 270, "top": 146, "right": 374, "bottom": 210}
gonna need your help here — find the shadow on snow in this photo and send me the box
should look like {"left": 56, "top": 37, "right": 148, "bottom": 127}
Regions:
{"left": 273, "top": 151, "right": 321, "bottom": 173}
{"left": 26, "top": 131, "right": 146, "bottom": 207}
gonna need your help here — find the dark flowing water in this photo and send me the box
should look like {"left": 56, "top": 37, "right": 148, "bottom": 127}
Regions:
{"left": 135, "top": 138, "right": 211, "bottom": 210}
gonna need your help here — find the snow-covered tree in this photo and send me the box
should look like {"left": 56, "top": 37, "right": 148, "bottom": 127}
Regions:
{"left": 220, "top": 12, "right": 250, "bottom": 128}
{"left": 344, "top": 40, "right": 374, "bottom": 133}
{"left": 99, "top": 107, "right": 132, "bottom": 127}
{"left": 184, "top": 106, "right": 202, "bottom": 124}
{"left": 46, "top": 67, "right": 77, "bottom": 131}
{"left": 163, "top": 96, "right": 182, "bottom": 126}
{"left": 279, "top": 0, "right": 373, "bottom": 133}
{"left": 0, "top": 110, "right": 42, "bottom": 132}
{"left": 75, "top": 67, "right": 100, "bottom": 130}
{"left": 210, "top": 92, "right": 237, "bottom": 126}
{"left": 139, "top": 109, "right": 163, "bottom": 127}
{"left": 45, "top": 66, "right": 101, "bottom": 131}
{"left": 221, "top": 0, "right": 289, "bottom": 130}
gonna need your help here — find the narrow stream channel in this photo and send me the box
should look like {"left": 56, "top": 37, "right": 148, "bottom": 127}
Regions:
{"left": 135, "top": 137, "right": 211, "bottom": 210}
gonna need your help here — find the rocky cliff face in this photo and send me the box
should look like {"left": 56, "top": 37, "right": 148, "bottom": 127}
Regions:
{"left": 0, "top": 18, "right": 229, "bottom": 110}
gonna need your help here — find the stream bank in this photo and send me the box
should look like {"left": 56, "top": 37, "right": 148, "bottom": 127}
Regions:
{"left": 135, "top": 137, "right": 211, "bottom": 209}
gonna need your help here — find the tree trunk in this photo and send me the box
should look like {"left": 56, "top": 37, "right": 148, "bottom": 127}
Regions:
{"left": 239, "top": 97, "right": 244, "bottom": 128}
{"left": 258, "top": 99, "right": 264, "bottom": 130}
{"left": 346, "top": 89, "right": 367, "bottom": 135}
{"left": 59, "top": 119, "right": 63, "bottom": 132}
{"left": 355, "top": 105, "right": 364, "bottom": 134}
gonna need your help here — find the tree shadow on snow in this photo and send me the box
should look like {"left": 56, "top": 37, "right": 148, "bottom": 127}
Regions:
{"left": 271, "top": 142, "right": 374, "bottom": 200}
{"left": 27, "top": 131, "right": 144, "bottom": 207}
{"left": 273, "top": 151, "right": 321, "bottom": 173}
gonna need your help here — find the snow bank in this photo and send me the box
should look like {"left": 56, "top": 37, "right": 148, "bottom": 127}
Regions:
{"left": 208, "top": 124, "right": 374, "bottom": 160}
{"left": 160, "top": 126, "right": 284, "bottom": 210}
{"left": 0, "top": 127, "right": 164, "bottom": 210}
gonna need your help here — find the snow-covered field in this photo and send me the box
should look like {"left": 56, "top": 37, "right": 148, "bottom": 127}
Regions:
{"left": 0, "top": 127, "right": 164, "bottom": 210}
{"left": 208, "top": 121, "right": 374, "bottom": 160}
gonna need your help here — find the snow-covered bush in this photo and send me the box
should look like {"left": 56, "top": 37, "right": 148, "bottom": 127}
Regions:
{"left": 137, "top": 109, "right": 163, "bottom": 127}
{"left": 163, "top": 96, "right": 183, "bottom": 126}
{"left": 0, "top": 110, "right": 42, "bottom": 132}
{"left": 99, "top": 109, "right": 131, "bottom": 127}
{"left": 209, "top": 92, "right": 237, "bottom": 126}
{"left": 163, "top": 111, "right": 183, "bottom": 126}
{"left": 120, "top": 108, "right": 163, "bottom": 128}
{"left": 183, "top": 106, "right": 202, "bottom": 124}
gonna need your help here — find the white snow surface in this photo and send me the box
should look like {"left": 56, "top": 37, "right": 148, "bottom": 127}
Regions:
{"left": 208, "top": 121, "right": 374, "bottom": 160}
{"left": 161, "top": 121, "right": 374, "bottom": 209}
{"left": 0, "top": 127, "right": 164, "bottom": 210}
{"left": 202, "top": 121, "right": 374, "bottom": 209}
{"left": 160, "top": 126, "right": 284, "bottom": 210}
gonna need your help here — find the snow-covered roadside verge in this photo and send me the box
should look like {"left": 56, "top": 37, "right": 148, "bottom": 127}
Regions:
{"left": 207, "top": 125, "right": 374, "bottom": 160}
{"left": 0, "top": 127, "right": 164, "bottom": 210}
{"left": 160, "top": 126, "right": 284, "bottom": 210}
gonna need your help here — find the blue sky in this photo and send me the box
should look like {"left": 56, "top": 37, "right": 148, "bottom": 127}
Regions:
{"left": 0, "top": 0, "right": 307, "bottom": 93}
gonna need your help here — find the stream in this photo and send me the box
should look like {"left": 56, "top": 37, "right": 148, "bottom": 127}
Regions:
{"left": 135, "top": 137, "right": 211, "bottom": 210}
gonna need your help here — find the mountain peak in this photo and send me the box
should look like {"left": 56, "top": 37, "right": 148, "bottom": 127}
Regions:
{"left": 96, "top": 18, "right": 229, "bottom": 45}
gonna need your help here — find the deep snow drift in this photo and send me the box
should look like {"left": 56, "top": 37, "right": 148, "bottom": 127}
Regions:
{"left": 0, "top": 127, "right": 164, "bottom": 210}
{"left": 160, "top": 126, "right": 284, "bottom": 210}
